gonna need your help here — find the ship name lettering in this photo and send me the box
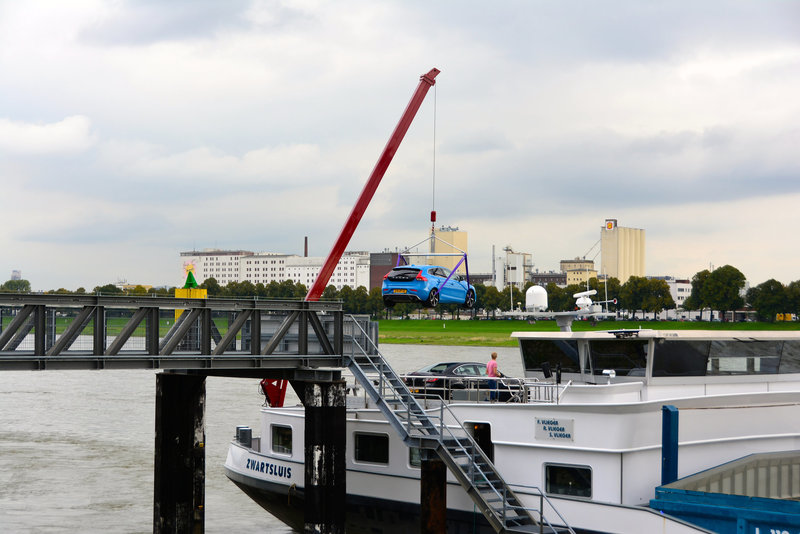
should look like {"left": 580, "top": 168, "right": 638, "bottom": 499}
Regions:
{"left": 245, "top": 458, "right": 292, "bottom": 479}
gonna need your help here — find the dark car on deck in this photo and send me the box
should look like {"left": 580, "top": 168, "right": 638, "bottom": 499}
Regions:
{"left": 402, "top": 361, "right": 520, "bottom": 402}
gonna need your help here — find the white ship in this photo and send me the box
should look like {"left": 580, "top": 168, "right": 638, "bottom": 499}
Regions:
{"left": 224, "top": 324, "right": 800, "bottom": 533}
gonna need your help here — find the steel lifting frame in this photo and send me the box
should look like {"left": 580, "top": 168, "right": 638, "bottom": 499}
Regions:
{"left": 305, "top": 68, "right": 440, "bottom": 301}
{"left": 394, "top": 233, "right": 472, "bottom": 291}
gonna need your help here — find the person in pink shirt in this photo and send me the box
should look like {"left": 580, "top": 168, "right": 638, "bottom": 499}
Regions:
{"left": 487, "top": 352, "right": 500, "bottom": 400}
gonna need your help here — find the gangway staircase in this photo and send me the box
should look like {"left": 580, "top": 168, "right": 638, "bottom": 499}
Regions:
{"left": 345, "top": 319, "right": 573, "bottom": 534}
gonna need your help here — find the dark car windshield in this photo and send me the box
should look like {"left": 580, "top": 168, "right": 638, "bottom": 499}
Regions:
{"left": 415, "top": 362, "right": 485, "bottom": 375}
{"left": 416, "top": 362, "right": 452, "bottom": 374}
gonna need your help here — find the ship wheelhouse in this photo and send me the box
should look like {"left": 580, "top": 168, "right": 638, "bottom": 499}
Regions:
{"left": 516, "top": 330, "right": 800, "bottom": 390}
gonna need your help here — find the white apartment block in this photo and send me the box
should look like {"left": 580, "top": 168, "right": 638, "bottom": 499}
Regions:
{"left": 284, "top": 252, "right": 370, "bottom": 290}
{"left": 180, "top": 249, "right": 254, "bottom": 286}
{"left": 651, "top": 276, "right": 703, "bottom": 320}
{"left": 242, "top": 253, "right": 294, "bottom": 285}
{"left": 670, "top": 278, "right": 692, "bottom": 309}
{"left": 179, "top": 249, "right": 370, "bottom": 290}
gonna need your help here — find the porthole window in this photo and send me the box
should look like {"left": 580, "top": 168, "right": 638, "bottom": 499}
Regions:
{"left": 545, "top": 463, "right": 592, "bottom": 498}
{"left": 409, "top": 447, "right": 422, "bottom": 468}
{"left": 354, "top": 432, "right": 389, "bottom": 464}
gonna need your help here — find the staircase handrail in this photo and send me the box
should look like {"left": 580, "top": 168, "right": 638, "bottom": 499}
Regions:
{"left": 506, "top": 483, "right": 578, "bottom": 534}
{"left": 343, "top": 315, "right": 544, "bottom": 531}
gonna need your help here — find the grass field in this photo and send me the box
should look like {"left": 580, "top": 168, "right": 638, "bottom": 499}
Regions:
{"left": 377, "top": 319, "right": 800, "bottom": 346}
{"left": 1, "top": 315, "right": 233, "bottom": 338}
{"left": 4, "top": 315, "right": 800, "bottom": 348}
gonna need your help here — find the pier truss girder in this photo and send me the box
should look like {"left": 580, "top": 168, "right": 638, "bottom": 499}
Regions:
{"left": 0, "top": 294, "right": 374, "bottom": 373}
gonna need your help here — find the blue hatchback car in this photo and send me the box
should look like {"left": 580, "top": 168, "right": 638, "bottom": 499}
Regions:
{"left": 381, "top": 264, "right": 476, "bottom": 308}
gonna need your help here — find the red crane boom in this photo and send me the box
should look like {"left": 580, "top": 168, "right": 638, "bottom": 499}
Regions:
{"left": 305, "top": 68, "right": 440, "bottom": 301}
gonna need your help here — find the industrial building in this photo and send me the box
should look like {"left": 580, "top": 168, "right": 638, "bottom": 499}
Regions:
{"left": 430, "top": 225, "right": 468, "bottom": 273}
{"left": 493, "top": 246, "right": 533, "bottom": 290}
{"left": 179, "top": 249, "right": 370, "bottom": 291}
{"left": 600, "top": 219, "right": 645, "bottom": 283}
{"left": 560, "top": 258, "right": 597, "bottom": 286}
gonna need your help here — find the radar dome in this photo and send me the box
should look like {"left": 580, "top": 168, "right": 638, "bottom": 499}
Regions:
{"left": 525, "top": 285, "right": 548, "bottom": 312}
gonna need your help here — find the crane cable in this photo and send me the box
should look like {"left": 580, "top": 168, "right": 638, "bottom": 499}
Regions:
{"left": 431, "top": 83, "right": 437, "bottom": 234}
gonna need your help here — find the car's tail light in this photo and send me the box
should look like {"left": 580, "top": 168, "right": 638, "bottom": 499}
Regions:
{"left": 425, "top": 377, "right": 440, "bottom": 384}
{"left": 415, "top": 272, "right": 427, "bottom": 281}
{"left": 383, "top": 273, "right": 389, "bottom": 279}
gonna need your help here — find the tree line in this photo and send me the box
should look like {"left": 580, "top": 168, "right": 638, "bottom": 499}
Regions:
{"left": 3, "top": 264, "right": 800, "bottom": 321}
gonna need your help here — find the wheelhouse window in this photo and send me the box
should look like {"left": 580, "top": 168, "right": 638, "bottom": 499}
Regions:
{"left": 780, "top": 341, "right": 800, "bottom": 373}
{"left": 708, "top": 340, "right": 782, "bottom": 375}
{"left": 354, "top": 433, "right": 389, "bottom": 464}
{"left": 652, "top": 339, "right": 800, "bottom": 377}
{"left": 652, "top": 340, "right": 709, "bottom": 377}
{"left": 545, "top": 464, "right": 592, "bottom": 498}
{"left": 520, "top": 339, "right": 580, "bottom": 374}
{"left": 271, "top": 425, "right": 292, "bottom": 454}
{"left": 588, "top": 339, "right": 647, "bottom": 377}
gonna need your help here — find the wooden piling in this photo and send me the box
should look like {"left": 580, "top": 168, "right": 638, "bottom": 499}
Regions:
{"left": 154, "top": 373, "right": 206, "bottom": 534}
{"left": 420, "top": 454, "right": 447, "bottom": 534}
{"left": 304, "top": 380, "right": 346, "bottom": 533}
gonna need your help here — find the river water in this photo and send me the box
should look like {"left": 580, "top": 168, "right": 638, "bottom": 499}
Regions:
{"left": 0, "top": 344, "right": 521, "bottom": 533}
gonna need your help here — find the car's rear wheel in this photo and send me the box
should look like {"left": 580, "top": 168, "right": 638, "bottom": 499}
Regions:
{"left": 463, "top": 289, "right": 475, "bottom": 309}
{"left": 426, "top": 288, "right": 439, "bottom": 307}
{"left": 383, "top": 297, "right": 396, "bottom": 308}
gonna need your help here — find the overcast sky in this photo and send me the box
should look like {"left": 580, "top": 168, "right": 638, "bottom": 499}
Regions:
{"left": 2, "top": 1, "right": 800, "bottom": 290}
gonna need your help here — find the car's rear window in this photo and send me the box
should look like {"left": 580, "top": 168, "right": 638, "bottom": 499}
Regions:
{"left": 386, "top": 268, "right": 419, "bottom": 280}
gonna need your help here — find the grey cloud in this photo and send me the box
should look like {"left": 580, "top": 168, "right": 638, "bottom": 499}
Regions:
{"left": 419, "top": 122, "right": 800, "bottom": 222}
{"left": 79, "top": 0, "right": 253, "bottom": 45}
{"left": 627, "top": 129, "right": 734, "bottom": 155}
{"left": 18, "top": 213, "right": 169, "bottom": 246}
{"left": 441, "top": 133, "right": 513, "bottom": 155}
{"left": 418, "top": 1, "right": 800, "bottom": 64}
{"left": 629, "top": 131, "right": 699, "bottom": 155}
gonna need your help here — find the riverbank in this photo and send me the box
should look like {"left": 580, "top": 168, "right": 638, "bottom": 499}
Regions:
{"left": 377, "top": 319, "right": 800, "bottom": 346}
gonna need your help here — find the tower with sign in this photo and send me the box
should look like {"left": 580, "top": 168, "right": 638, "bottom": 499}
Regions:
{"left": 600, "top": 219, "right": 645, "bottom": 283}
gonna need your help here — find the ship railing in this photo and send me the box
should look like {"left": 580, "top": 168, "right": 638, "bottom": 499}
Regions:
{"left": 400, "top": 374, "right": 572, "bottom": 405}
{"left": 430, "top": 397, "right": 546, "bottom": 528}
{"left": 505, "top": 483, "right": 577, "bottom": 534}
{"left": 344, "top": 322, "right": 439, "bottom": 440}
{"left": 525, "top": 380, "right": 572, "bottom": 404}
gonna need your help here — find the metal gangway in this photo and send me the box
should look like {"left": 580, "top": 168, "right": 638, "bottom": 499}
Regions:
{"left": 344, "top": 316, "right": 574, "bottom": 534}
{"left": 0, "top": 293, "right": 377, "bottom": 370}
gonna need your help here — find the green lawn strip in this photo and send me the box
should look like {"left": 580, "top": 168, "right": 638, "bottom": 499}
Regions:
{"left": 0, "top": 315, "right": 232, "bottom": 338}
{"left": 378, "top": 319, "right": 800, "bottom": 346}
{"left": 4, "top": 315, "right": 799, "bottom": 348}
